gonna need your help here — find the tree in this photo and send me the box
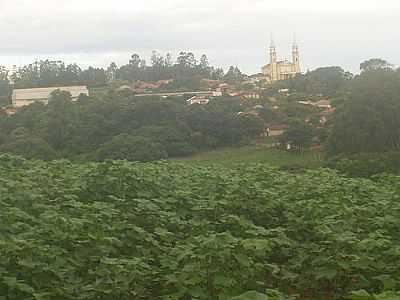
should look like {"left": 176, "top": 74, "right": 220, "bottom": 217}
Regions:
{"left": 276, "top": 67, "right": 353, "bottom": 97}
{"left": 165, "top": 53, "right": 173, "bottom": 67}
{"left": 0, "top": 126, "right": 56, "bottom": 160}
{"left": 211, "top": 68, "right": 225, "bottom": 80}
{"left": 96, "top": 134, "right": 167, "bottom": 162}
{"left": 199, "top": 54, "right": 210, "bottom": 70}
{"left": 224, "top": 66, "right": 246, "bottom": 84}
{"left": 79, "top": 67, "right": 107, "bottom": 86}
{"left": 327, "top": 68, "right": 400, "bottom": 155}
{"left": 360, "top": 58, "right": 392, "bottom": 72}
{"left": 129, "top": 54, "right": 142, "bottom": 68}
{"left": 237, "top": 114, "right": 265, "bottom": 139}
{"left": 0, "top": 67, "right": 10, "bottom": 105}
{"left": 280, "top": 120, "right": 313, "bottom": 151}
{"left": 106, "top": 62, "right": 118, "bottom": 82}
{"left": 177, "top": 52, "right": 196, "bottom": 68}
{"left": 47, "top": 90, "right": 75, "bottom": 150}
{"left": 150, "top": 50, "right": 165, "bottom": 68}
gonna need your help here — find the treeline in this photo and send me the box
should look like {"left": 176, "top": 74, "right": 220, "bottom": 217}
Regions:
{"left": 268, "top": 66, "right": 353, "bottom": 99}
{"left": 324, "top": 65, "right": 400, "bottom": 177}
{"left": 0, "top": 91, "right": 268, "bottom": 161}
{"left": 0, "top": 51, "right": 247, "bottom": 99}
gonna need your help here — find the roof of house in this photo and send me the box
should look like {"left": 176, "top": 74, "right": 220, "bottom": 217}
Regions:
{"left": 315, "top": 100, "right": 331, "bottom": 106}
{"left": 117, "top": 85, "right": 133, "bottom": 91}
{"left": 12, "top": 86, "right": 89, "bottom": 101}
{"left": 268, "top": 124, "right": 289, "bottom": 130}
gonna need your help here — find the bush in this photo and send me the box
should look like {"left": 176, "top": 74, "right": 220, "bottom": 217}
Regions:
{"left": 326, "top": 151, "right": 400, "bottom": 177}
{"left": 96, "top": 134, "right": 168, "bottom": 162}
{"left": 0, "top": 137, "right": 57, "bottom": 160}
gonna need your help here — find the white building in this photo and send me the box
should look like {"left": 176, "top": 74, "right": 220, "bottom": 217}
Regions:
{"left": 187, "top": 95, "right": 210, "bottom": 105}
{"left": 12, "top": 86, "right": 89, "bottom": 108}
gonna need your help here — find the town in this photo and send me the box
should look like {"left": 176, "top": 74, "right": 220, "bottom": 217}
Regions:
{"left": 0, "top": 39, "right": 341, "bottom": 160}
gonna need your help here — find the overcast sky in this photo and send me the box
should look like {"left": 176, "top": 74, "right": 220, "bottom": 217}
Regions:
{"left": 0, "top": 0, "right": 399, "bottom": 74}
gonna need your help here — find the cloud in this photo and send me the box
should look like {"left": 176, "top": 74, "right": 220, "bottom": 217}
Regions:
{"left": 0, "top": 0, "right": 399, "bottom": 73}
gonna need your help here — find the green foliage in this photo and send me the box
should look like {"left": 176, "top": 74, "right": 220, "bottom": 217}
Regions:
{"left": 96, "top": 134, "right": 167, "bottom": 161}
{"left": 273, "top": 66, "right": 353, "bottom": 98}
{"left": 230, "top": 291, "right": 269, "bottom": 300}
{"left": 0, "top": 94, "right": 262, "bottom": 160}
{"left": 279, "top": 120, "right": 314, "bottom": 151}
{"left": 0, "top": 136, "right": 56, "bottom": 160}
{"left": 327, "top": 152, "right": 400, "bottom": 177}
{"left": 1, "top": 156, "right": 400, "bottom": 299}
{"left": 224, "top": 66, "right": 246, "bottom": 85}
{"left": 176, "top": 146, "right": 322, "bottom": 168}
{"left": 360, "top": 58, "right": 393, "bottom": 72}
{"left": 327, "top": 68, "right": 400, "bottom": 155}
{"left": 9, "top": 52, "right": 227, "bottom": 91}
{"left": 349, "top": 290, "right": 400, "bottom": 300}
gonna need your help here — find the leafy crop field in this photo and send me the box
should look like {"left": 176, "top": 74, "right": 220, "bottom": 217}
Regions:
{"left": 0, "top": 154, "right": 400, "bottom": 299}
{"left": 176, "top": 146, "right": 323, "bottom": 168}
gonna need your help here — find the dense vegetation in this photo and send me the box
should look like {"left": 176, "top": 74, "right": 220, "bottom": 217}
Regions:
{"left": 327, "top": 67, "right": 400, "bottom": 155}
{"left": 1, "top": 56, "right": 400, "bottom": 177}
{"left": 1, "top": 155, "right": 400, "bottom": 299}
{"left": 0, "top": 52, "right": 245, "bottom": 100}
{"left": 271, "top": 66, "right": 353, "bottom": 98}
{"left": 0, "top": 90, "right": 267, "bottom": 161}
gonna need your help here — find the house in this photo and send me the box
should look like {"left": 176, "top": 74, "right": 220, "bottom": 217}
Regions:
{"left": 298, "top": 99, "right": 332, "bottom": 109}
{"left": 12, "top": 86, "right": 89, "bottom": 108}
{"left": 265, "top": 124, "right": 289, "bottom": 137}
{"left": 216, "top": 83, "right": 233, "bottom": 94}
{"left": 319, "top": 107, "right": 336, "bottom": 124}
{"left": 298, "top": 100, "right": 312, "bottom": 106}
{"left": 249, "top": 73, "right": 268, "bottom": 82}
{"left": 237, "top": 110, "right": 260, "bottom": 117}
{"left": 202, "top": 79, "right": 220, "bottom": 88}
{"left": 134, "top": 81, "right": 159, "bottom": 91}
{"left": 240, "top": 91, "right": 261, "bottom": 100}
{"left": 133, "top": 79, "right": 174, "bottom": 92}
{"left": 117, "top": 85, "right": 133, "bottom": 91}
{"left": 187, "top": 95, "right": 210, "bottom": 105}
{"left": 3, "top": 107, "right": 17, "bottom": 115}
{"left": 278, "top": 88, "right": 290, "bottom": 94}
{"left": 314, "top": 99, "right": 332, "bottom": 109}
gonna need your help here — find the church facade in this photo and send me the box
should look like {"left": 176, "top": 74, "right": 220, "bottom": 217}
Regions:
{"left": 262, "top": 40, "right": 301, "bottom": 82}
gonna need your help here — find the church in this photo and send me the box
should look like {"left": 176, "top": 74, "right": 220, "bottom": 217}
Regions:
{"left": 262, "top": 39, "right": 301, "bottom": 82}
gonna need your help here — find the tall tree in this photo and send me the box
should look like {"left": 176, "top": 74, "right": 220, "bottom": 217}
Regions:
{"left": 360, "top": 58, "right": 392, "bottom": 72}
{"left": 327, "top": 68, "right": 400, "bottom": 155}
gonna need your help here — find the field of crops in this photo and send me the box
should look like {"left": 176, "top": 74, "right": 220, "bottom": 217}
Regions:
{"left": 175, "top": 146, "right": 323, "bottom": 168}
{"left": 1, "top": 154, "right": 400, "bottom": 299}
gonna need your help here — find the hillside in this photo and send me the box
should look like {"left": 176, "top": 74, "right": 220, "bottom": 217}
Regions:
{"left": 1, "top": 155, "right": 399, "bottom": 299}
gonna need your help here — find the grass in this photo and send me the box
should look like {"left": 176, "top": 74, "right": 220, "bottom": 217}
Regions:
{"left": 175, "top": 145, "right": 324, "bottom": 168}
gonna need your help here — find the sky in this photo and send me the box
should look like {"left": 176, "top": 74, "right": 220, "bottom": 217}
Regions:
{"left": 0, "top": 0, "right": 399, "bottom": 74}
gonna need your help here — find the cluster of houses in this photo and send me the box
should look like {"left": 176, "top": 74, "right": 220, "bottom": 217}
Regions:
{"left": 117, "top": 79, "right": 174, "bottom": 93}
{"left": 2, "top": 77, "right": 335, "bottom": 153}
{"left": 4, "top": 76, "right": 266, "bottom": 112}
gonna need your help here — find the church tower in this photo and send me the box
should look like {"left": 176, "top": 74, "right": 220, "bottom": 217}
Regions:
{"left": 270, "top": 37, "right": 278, "bottom": 81}
{"left": 292, "top": 36, "right": 301, "bottom": 74}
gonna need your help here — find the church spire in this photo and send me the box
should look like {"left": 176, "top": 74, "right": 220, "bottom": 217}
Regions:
{"left": 292, "top": 33, "right": 300, "bottom": 74}
{"left": 292, "top": 33, "right": 298, "bottom": 50}
{"left": 269, "top": 33, "right": 277, "bottom": 63}
{"left": 270, "top": 33, "right": 276, "bottom": 49}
